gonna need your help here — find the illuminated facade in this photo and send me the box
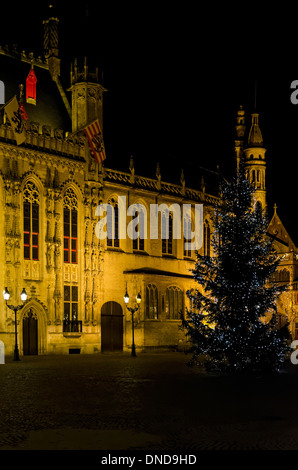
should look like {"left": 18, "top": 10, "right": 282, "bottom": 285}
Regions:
{"left": 235, "top": 106, "right": 298, "bottom": 338}
{"left": 0, "top": 9, "right": 296, "bottom": 357}
{"left": 0, "top": 9, "right": 221, "bottom": 356}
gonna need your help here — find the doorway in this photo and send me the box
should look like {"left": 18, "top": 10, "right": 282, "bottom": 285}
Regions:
{"left": 101, "top": 301, "right": 123, "bottom": 352}
{"left": 23, "top": 308, "right": 38, "bottom": 355}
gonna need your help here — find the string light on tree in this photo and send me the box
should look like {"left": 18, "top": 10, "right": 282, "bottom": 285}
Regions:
{"left": 181, "top": 164, "right": 291, "bottom": 374}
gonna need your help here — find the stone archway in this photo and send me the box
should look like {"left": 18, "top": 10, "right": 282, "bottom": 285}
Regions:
{"left": 23, "top": 308, "right": 38, "bottom": 355}
{"left": 101, "top": 301, "right": 123, "bottom": 352}
{"left": 20, "top": 301, "right": 47, "bottom": 355}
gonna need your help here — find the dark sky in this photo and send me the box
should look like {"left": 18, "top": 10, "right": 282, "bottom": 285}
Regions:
{"left": 1, "top": 1, "right": 298, "bottom": 239}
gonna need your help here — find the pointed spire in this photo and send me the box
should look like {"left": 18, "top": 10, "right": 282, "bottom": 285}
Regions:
{"left": 129, "top": 156, "right": 135, "bottom": 185}
{"left": 156, "top": 162, "right": 161, "bottom": 190}
{"left": 180, "top": 168, "right": 185, "bottom": 185}
{"left": 156, "top": 162, "right": 161, "bottom": 180}
{"left": 248, "top": 113, "right": 263, "bottom": 147}
{"left": 43, "top": 3, "right": 60, "bottom": 80}
{"left": 129, "top": 155, "right": 134, "bottom": 172}
{"left": 43, "top": 3, "right": 59, "bottom": 59}
{"left": 200, "top": 175, "right": 205, "bottom": 193}
{"left": 180, "top": 169, "right": 185, "bottom": 195}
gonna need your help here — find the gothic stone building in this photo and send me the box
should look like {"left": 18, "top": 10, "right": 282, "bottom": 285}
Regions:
{"left": 0, "top": 9, "right": 297, "bottom": 357}
{"left": 0, "top": 9, "right": 221, "bottom": 357}
{"left": 235, "top": 105, "right": 298, "bottom": 340}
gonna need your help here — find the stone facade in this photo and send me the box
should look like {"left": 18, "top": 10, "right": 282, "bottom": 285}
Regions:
{"left": 0, "top": 116, "right": 217, "bottom": 355}
{"left": 0, "top": 7, "right": 296, "bottom": 357}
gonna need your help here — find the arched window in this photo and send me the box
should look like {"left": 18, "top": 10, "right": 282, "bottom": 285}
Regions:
{"left": 23, "top": 181, "right": 40, "bottom": 260}
{"left": 204, "top": 220, "right": 211, "bottom": 257}
{"left": 63, "top": 285, "right": 81, "bottom": 332}
{"left": 162, "top": 211, "right": 173, "bottom": 255}
{"left": 132, "top": 208, "right": 145, "bottom": 251}
{"left": 261, "top": 170, "right": 265, "bottom": 189}
{"left": 183, "top": 214, "right": 192, "bottom": 257}
{"left": 166, "top": 286, "right": 183, "bottom": 319}
{"left": 145, "top": 284, "right": 158, "bottom": 319}
{"left": 63, "top": 188, "right": 78, "bottom": 264}
{"left": 251, "top": 169, "right": 256, "bottom": 183}
{"left": 107, "top": 197, "right": 119, "bottom": 248}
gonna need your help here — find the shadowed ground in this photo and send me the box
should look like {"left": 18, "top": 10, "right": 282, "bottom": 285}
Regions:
{"left": 0, "top": 352, "right": 298, "bottom": 450}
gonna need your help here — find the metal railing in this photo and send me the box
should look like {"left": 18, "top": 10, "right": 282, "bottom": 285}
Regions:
{"left": 63, "top": 320, "right": 82, "bottom": 333}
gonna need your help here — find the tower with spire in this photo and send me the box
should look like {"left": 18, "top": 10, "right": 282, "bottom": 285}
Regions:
{"left": 243, "top": 111, "right": 266, "bottom": 211}
{"left": 235, "top": 103, "right": 267, "bottom": 211}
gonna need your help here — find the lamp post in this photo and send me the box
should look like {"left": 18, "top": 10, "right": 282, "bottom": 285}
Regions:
{"left": 3, "top": 287, "right": 27, "bottom": 361}
{"left": 124, "top": 289, "right": 141, "bottom": 357}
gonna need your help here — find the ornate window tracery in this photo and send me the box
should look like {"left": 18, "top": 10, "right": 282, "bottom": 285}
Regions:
{"left": 145, "top": 284, "right": 158, "bottom": 319}
{"left": 166, "top": 286, "right": 183, "bottom": 320}
{"left": 107, "top": 196, "right": 119, "bottom": 248}
{"left": 183, "top": 214, "right": 192, "bottom": 258}
{"left": 63, "top": 188, "right": 78, "bottom": 264}
{"left": 162, "top": 211, "right": 173, "bottom": 255}
{"left": 132, "top": 208, "right": 145, "bottom": 251}
{"left": 23, "top": 181, "right": 40, "bottom": 260}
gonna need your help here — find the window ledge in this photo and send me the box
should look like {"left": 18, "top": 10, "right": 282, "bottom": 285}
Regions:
{"left": 63, "top": 333, "right": 82, "bottom": 338}
{"left": 107, "top": 247, "right": 124, "bottom": 253}
{"left": 133, "top": 250, "right": 149, "bottom": 256}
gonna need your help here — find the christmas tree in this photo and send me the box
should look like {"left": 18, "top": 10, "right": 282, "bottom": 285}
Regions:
{"left": 181, "top": 164, "right": 291, "bottom": 373}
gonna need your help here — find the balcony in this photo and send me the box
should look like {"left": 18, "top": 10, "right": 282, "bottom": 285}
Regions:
{"left": 63, "top": 320, "right": 82, "bottom": 334}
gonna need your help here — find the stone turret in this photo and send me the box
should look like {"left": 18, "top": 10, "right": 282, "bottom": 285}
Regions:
{"left": 69, "top": 58, "right": 107, "bottom": 133}
{"left": 244, "top": 112, "right": 267, "bottom": 211}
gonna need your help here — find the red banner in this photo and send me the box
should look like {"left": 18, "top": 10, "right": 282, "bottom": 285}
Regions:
{"left": 84, "top": 119, "right": 106, "bottom": 163}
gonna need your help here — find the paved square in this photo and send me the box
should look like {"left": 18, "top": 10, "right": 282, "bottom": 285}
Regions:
{"left": 1, "top": 352, "right": 298, "bottom": 450}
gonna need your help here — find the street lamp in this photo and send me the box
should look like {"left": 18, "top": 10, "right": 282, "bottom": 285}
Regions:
{"left": 124, "top": 288, "right": 141, "bottom": 357}
{"left": 3, "top": 287, "right": 27, "bottom": 361}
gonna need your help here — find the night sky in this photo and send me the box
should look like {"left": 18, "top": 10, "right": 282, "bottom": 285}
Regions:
{"left": 1, "top": 2, "right": 298, "bottom": 240}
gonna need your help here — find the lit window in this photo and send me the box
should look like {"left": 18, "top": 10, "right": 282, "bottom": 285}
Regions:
{"left": 184, "top": 215, "right": 192, "bottom": 258}
{"left": 23, "top": 181, "right": 39, "bottom": 260}
{"left": 107, "top": 197, "right": 119, "bottom": 248}
{"left": 133, "top": 210, "right": 145, "bottom": 251}
{"left": 166, "top": 286, "right": 183, "bottom": 320}
{"left": 63, "top": 285, "right": 81, "bottom": 332}
{"left": 162, "top": 211, "right": 173, "bottom": 255}
{"left": 63, "top": 188, "right": 78, "bottom": 264}
{"left": 146, "top": 284, "right": 158, "bottom": 319}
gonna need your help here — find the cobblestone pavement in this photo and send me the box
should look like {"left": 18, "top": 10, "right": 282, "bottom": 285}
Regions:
{"left": 1, "top": 352, "right": 298, "bottom": 450}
